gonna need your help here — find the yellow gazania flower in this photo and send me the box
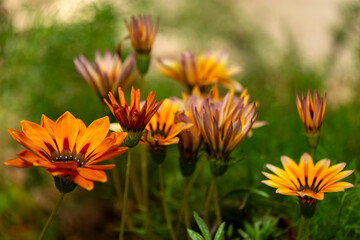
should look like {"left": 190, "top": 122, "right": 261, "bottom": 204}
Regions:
{"left": 74, "top": 50, "right": 136, "bottom": 100}
{"left": 157, "top": 50, "right": 242, "bottom": 93}
{"left": 140, "top": 99, "right": 192, "bottom": 163}
{"left": 124, "top": 15, "right": 159, "bottom": 75}
{"left": 175, "top": 93, "right": 204, "bottom": 176}
{"left": 262, "top": 153, "right": 353, "bottom": 218}
{"left": 4, "top": 112, "right": 128, "bottom": 192}
{"left": 193, "top": 89, "right": 258, "bottom": 176}
{"left": 105, "top": 86, "right": 163, "bottom": 147}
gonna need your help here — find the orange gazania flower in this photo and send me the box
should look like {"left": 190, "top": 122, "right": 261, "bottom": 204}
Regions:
{"left": 296, "top": 89, "right": 327, "bottom": 134}
{"left": 125, "top": 15, "right": 159, "bottom": 54}
{"left": 193, "top": 89, "right": 258, "bottom": 176}
{"left": 74, "top": 50, "right": 136, "bottom": 100}
{"left": 157, "top": 51, "right": 242, "bottom": 93}
{"left": 140, "top": 99, "right": 192, "bottom": 156}
{"left": 105, "top": 86, "right": 163, "bottom": 147}
{"left": 262, "top": 153, "right": 353, "bottom": 218}
{"left": 4, "top": 112, "right": 127, "bottom": 192}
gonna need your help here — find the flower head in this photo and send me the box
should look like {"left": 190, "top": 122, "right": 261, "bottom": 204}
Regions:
{"left": 74, "top": 50, "right": 136, "bottom": 100}
{"left": 193, "top": 89, "right": 258, "bottom": 176}
{"left": 157, "top": 51, "right": 242, "bottom": 93}
{"left": 140, "top": 99, "right": 192, "bottom": 164}
{"left": 175, "top": 93, "right": 204, "bottom": 176}
{"left": 124, "top": 15, "right": 159, "bottom": 74}
{"left": 262, "top": 153, "right": 353, "bottom": 218}
{"left": 105, "top": 86, "right": 163, "bottom": 147}
{"left": 296, "top": 89, "right": 327, "bottom": 150}
{"left": 5, "top": 112, "right": 128, "bottom": 192}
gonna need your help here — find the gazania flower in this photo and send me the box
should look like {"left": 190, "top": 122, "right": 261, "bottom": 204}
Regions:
{"left": 140, "top": 99, "right": 192, "bottom": 164}
{"left": 175, "top": 93, "right": 204, "bottom": 176}
{"left": 262, "top": 152, "right": 353, "bottom": 218}
{"left": 4, "top": 112, "right": 128, "bottom": 192}
{"left": 74, "top": 50, "right": 136, "bottom": 100}
{"left": 193, "top": 89, "right": 258, "bottom": 176}
{"left": 124, "top": 15, "right": 159, "bottom": 75}
{"left": 296, "top": 89, "right": 327, "bottom": 150}
{"left": 105, "top": 86, "right": 163, "bottom": 147}
{"left": 157, "top": 50, "right": 242, "bottom": 93}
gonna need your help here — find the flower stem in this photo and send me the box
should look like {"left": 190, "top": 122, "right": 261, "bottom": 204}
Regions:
{"left": 306, "top": 218, "right": 310, "bottom": 240}
{"left": 140, "top": 145, "right": 151, "bottom": 232}
{"left": 212, "top": 176, "right": 222, "bottom": 225}
{"left": 183, "top": 177, "right": 191, "bottom": 230}
{"left": 176, "top": 159, "right": 205, "bottom": 233}
{"left": 204, "top": 175, "right": 216, "bottom": 224}
{"left": 296, "top": 216, "right": 305, "bottom": 240}
{"left": 38, "top": 193, "right": 65, "bottom": 240}
{"left": 158, "top": 164, "right": 177, "bottom": 240}
{"left": 110, "top": 158, "right": 134, "bottom": 230}
{"left": 310, "top": 148, "right": 315, "bottom": 159}
{"left": 119, "top": 149, "right": 131, "bottom": 240}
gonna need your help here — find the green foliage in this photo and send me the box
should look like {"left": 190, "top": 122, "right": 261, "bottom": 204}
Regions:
{"left": 187, "top": 212, "right": 225, "bottom": 240}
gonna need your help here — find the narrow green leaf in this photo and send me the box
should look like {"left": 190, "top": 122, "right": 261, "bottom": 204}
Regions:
{"left": 187, "top": 229, "right": 205, "bottom": 240}
{"left": 214, "top": 222, "right": 226, "bottom": 240}
{"left": 193, "top": 211, "right": 211, "bottom": 240}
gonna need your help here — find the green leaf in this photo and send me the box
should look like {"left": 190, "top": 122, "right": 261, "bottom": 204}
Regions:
{"left": 214, "top": 222, "right": 226, "bottom": 240}
{"left": 187, "top": 229, "right": 205, "bottom": 240}
{"left": 193, "top": 211, "right": 211, "bottom": 240}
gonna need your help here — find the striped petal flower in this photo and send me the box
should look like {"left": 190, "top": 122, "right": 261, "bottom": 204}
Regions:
{"left": 193, "top": 88, "right": 258, "bottom": 176}
{"left": 157, "top": 51, "right": 242, "bottom": 93}
{"left": 4, "top": 112, "right": 128, "bottom": 192}
{"left": 124, "top": 15, "right": 159, "bottom": 74}
{"left": 140, "top": 98, "right": 192, "bottom": 164}
{"left": 296, "top": 89, "right": 327, "bottom": 150}
{"left": 262, "top": 153, "right": 353, "bottom": 218}
{"left": 105, "top": 86, "right": 163, "bottom": 147}
{"left": 74, "top": 50, "right": 136, "bottom": 100}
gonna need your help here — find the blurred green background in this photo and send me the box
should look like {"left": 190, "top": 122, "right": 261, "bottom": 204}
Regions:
{"left": 1, "top": 0, "right": 360, "bottom": 239}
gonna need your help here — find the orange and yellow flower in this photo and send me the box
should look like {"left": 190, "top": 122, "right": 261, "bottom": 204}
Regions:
{"left": 140, "top": 99, "right": 192, "bottom": 163}
{"left": 157, "top": 51, "right": 242, "bottom": 93}
{"left": 105, "top": 86, "right": 163, "bottom": 147}
{"left": 124, "top": 15, "right": 159, "bottom": 75}
{"left": 175, "top": 94, "right": 204, "bottom": 176}
{"left": 193, "top": 89, "right": 258, "bottom": 176}
{"left": 296, "top": 89, "right": 327, "bottom": 150}
{"left": 4, "top": 112, "right": 127, "bottom": 192}
{"left": 125, "top": 15, "right": 159, "bottom": 55}
{"left": 74, "top": 50, "right": 136, "bottom": 100}
{"left": 262, "top": 153, "right": 353, "bottom": 217}
{"left": 296, "top": 89, "right": 327, "bottom": 134}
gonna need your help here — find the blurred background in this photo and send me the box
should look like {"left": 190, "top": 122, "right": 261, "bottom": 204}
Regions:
{"left": 1, "top": 0, "right": 360, "bottom": 239}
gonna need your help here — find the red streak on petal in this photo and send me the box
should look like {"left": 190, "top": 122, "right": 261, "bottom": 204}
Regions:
{"left": 63, "top": 137, "right": 70, "bottom": 150}
{"left": 80, "top": 142, "right": 91, "bottom": 155}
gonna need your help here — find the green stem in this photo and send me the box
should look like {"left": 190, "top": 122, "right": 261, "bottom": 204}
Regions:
{"left": 306, "top": 218, "right": 310, "bottom": 240}
{"left": 158, "top": 164, "right": 177, "bottom": 240}
{"left": 140, "top": 146, "right": 151, "bottom": 234}
{"left": 119, "top": 149, "right": 131, "bottom": 240}
{"left": 296, "top": 216, "right": 305, "bottom": 240}
{"left": 204, "top": 175, "right": 216, "bottom": 224}
{"left": 183, "top": 177, "right": 191, "bottom": 230}
{"left": 110, "top": 158, "right": 134, "bottom": 230}
{"left": 310, "top": 148, "right": 315, "bottom": 159}
{"left": 38, "top": 193, "right": 65, "bottom": 240}
{"left": 212, "top": 176, "right": 222, "bottom": 225}
{"left": 176, "top": 159, "right": 205, "bottom": 233}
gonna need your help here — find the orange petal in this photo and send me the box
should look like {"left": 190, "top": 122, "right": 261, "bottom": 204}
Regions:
{"left": 88, "top": 164, "right": 116, "bottom": 170}
{"left": 76, "top": 116, "right": 110, "bottom": 157}
{"left": 4, "top": 158, "right": 33, "bottom": 168}
{"left": 72, "top": 173, "right": 94, "bottom": 191}
{"left": 47, "top": 168, "right": 72, "bottom": 176}
{"left": 54, "top": 112, "right": 79, "bottom": 152}
{"left": 77, "top": 168, "right": 107, "bottom": 182}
